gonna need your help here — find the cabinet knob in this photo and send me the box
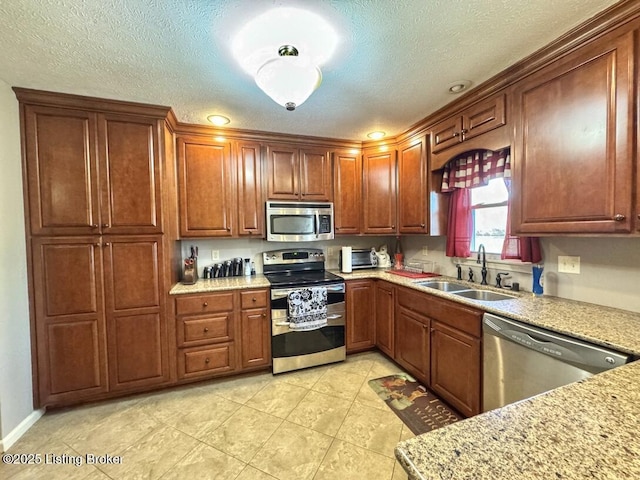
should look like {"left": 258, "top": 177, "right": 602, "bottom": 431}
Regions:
{"left": 205, "top": 358, "right": 210, "bottom": 364}
{"left": 452, "top": 132, "right": 459, "bottom": 137}
{"left": 102, "top": 223, "right": 110, "bottom": 228}
{"left": 252, "top": 297, "right": 257, "bottom": 302}
{"left": 92, "top": 224, "right": 98, "bottom": 228}
{"left": 226, "top": 227, "right": 231, "bottom": 231}
{"left": 94, "top": 243, "right": 100, "bottom": 247}
{"left": 204, "top": 327, "right": 209, "bottom": 333}
{"left": 420, "top": 223, "right": 425, "bottom": 228}
{"left": 460, "top": 128, "right": 468, "bottom": 135}
{"left": 262, "top": 313, "right": 266, "bottom": 318}
{"left": 391, "top": 225, "right": 395, "bottom": 229}
{"left": 614, "top": 214, "right": 626, "bottom": 221}
{"left": 203, "top": 302, "right": 208, "bottom": 307}
{"left": 104, "top": 242, "right": 110, "bottom": 246}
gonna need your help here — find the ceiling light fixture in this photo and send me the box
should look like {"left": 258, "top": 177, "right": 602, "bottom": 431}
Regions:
{"left": 448, "top": 80, "right": 472, "bottom": 94}
{"left": 232, "top": 8, "right": 338, "bottom": 111}
{"left": 207, "top": 115, "right": 230, "bottom": 126}
{"left": 367, "top": 131, "right": 386, "bottom": 140}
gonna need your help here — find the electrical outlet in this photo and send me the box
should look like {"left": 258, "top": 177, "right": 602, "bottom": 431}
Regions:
{"left": 558, "top": 255, "right": 580, "bottom": 274}
{"left": 421, "top": 246, "right": 429, "bottom": 256}
{"left": 211, "top": 250, "right": 220, "bottom": 261}
{"left": 327, "top": 247, "right": 334, "bottom": 256}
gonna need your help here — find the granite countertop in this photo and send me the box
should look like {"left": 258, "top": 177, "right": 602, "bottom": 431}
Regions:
{"left": 169, "top": 268, "right": 640, "bottom": 478}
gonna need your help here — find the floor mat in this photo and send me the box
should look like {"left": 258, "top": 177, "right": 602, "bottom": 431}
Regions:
{"left": 368, "top": 373, "right": 462, "bottom": 435}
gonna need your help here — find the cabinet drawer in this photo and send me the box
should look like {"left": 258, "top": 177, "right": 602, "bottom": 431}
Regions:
{"left": 240, "top": 289, "right": 268, "bottom": 309}
{"left": 178, "top": 344, "right": 236, "bottom": 379}
{"left": 177, "top": 314, "right": 234, "bottom": 347}
{"left": 176, "top": 292, "right": 234, "bottom": 316}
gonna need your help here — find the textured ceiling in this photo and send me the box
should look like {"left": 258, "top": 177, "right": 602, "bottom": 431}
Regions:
{"left": 0, "top": 0, "right": 620, "bottom": 140}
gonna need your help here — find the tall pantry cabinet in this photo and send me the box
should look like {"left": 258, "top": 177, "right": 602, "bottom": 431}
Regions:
{"left": 15, "top": 89, "right": 179, "bottom": 407}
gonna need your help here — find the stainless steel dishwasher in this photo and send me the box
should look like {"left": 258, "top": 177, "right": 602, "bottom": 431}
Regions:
{"left": 482, "top": 312, "right": 630, "bottom": 412}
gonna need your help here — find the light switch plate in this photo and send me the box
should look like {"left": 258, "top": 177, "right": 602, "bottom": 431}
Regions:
{"left": 211, "top": 250, "right": 220, "bottom": 261}
{"left": 558, "top": 255, "right": 580, "bottom": 274}
{"left": 421, "top": 246, "right": 429, "bottom": 256}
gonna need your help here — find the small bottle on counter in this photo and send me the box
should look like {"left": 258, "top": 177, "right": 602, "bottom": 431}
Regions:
{"left": 250, "top": 261, "right": 256, "bottom": 275}
{"left": 532, "top": 264, "right": 544, "bottom": 296}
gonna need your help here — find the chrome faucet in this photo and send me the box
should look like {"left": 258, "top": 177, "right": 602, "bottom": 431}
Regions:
{"left": 477, "top": 244, "right": 488, "bottom": 285}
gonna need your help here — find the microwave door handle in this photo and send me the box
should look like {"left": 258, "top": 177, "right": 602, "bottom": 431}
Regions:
{"left": 315, "top": 214, "right": 320, "bottom": 238}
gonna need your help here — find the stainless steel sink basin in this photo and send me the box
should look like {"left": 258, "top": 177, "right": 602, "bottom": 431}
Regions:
{"left": 453, "top": 290, "right": 517, "bottom": 301}
{"left": 414, "top": 280, "right": 471, "bottom": 292}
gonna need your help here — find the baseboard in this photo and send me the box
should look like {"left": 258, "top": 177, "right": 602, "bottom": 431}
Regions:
{"left": 0, "top": 408, "right": 44, "bottom": 452}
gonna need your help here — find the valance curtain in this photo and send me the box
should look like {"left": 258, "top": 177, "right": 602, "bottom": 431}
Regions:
{"left": 442, "top": 148, "right": 541, "bottom": 263}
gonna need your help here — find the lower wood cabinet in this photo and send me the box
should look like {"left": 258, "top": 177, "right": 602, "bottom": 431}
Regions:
{"left": 175, "top": 288, "right": 271, "bottom": 381}
{"left": 346, "top": 280, "right": 375, "bottom": 352}
{"left": 430, "top": 321, "right": 481, "bottom": 417}
{"left": 375, "top": 281, "right": 395, "bottom": 357}
{"left": 395, "top": 306, "right": 430, "bottom": 383}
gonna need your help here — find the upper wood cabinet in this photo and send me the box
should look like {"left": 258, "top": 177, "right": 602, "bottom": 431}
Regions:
{"left": 397, "top": 136, "right": 428, "bottom": 234}
{"left": 430, "top": 94, "right": 510, "bottom": 170}
{"left": 23, "top": 106, "right": 163, "bottom": 236}
{"left": 177, "top": 136, "right": 235, "bottom": 237}
{"left": 236, "top": 141, "right": 264, "bottom": 237}
{"left": 333, "top": 149, "right": 362, "bottom": 235}
{"left": 363, "top": 146, "right": 397, "bottom": 234}
{"left": 511, "top": 29, "right": 635, "bottom": 234}
{"left": 266, "top": 143, "right": 332, "bottom": 201}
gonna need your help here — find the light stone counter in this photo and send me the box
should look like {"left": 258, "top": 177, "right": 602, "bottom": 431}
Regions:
{"left": 169, "top": 268, "right": 640, "bottom": 479}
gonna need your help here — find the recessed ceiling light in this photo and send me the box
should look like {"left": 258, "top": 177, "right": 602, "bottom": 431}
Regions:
{"left": 207, "top": 115, "right": 230, "bottom": 126}
{"left": 367, "top": 131, "right": 386, "bottom": 140}
{"left": 448, "top": 80, "right": 472, "bottom": 94}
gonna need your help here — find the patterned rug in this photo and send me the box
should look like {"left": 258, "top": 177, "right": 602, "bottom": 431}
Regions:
{"left": 368, "top": 374, "right": 462, "bottom": 435}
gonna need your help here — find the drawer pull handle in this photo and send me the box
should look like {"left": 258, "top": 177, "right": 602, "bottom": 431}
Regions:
{"left": 203, "top": 302, "right": 208, "bottom": 307}
{"left": 204, "top": 327, "right": 209, "bottom": 333}
{"left": 205, "top": 358, "right": 210, "bottom": 364}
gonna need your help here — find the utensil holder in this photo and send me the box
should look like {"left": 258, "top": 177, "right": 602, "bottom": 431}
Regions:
{"left": 182, "top": 258, "right": 198, "bottom": 285}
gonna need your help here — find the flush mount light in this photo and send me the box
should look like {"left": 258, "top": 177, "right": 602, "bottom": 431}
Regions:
{"left": 232, "top": 7, "right": 338, "bottom": 110}
{"left": 367, "top": 131, "right": 386, "bottom": 140}
{"left": 448, "top": 80, "right": 472, "bottom": 94}
{"left": 207, "top": 115, "right": 230, "bottom": 126}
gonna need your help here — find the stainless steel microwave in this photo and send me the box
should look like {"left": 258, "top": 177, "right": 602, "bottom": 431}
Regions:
{"left": 266, "top": 201, "right": 334, "bottom": 242}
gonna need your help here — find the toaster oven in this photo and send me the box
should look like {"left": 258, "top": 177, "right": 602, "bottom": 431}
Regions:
{"left": 339, "top": 248, "right": 378, "bottom": 270}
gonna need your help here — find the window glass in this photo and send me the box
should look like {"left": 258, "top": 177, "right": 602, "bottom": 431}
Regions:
{"left": 470, "top": 179, "right": 509, "bottom": 254}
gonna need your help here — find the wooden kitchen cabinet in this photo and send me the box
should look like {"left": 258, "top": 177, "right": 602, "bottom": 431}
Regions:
{"left": 397, "top": 136, "right": 429, "bottom": 234}
{"left": 265, "top": 143, "right": 332, "bottom": 201}
{"left": 236, "top": 141, "right": 264, "bottom": 237}
{"left": 363, "top": 147, "right": 397, "bottom": 234}
{"left": 511, "top": 30, "right": 635, "bottom": 234}
{"left": 430, "top": 94, "right": 508, "bottom": 169}
{"left": 239, "top": 289, "right": 271, "bottom": 369}
{"left": 345, "top": 280, "right": 375, "bottom": 352}
{"left": 23, "top": 106, "right": 163, "bottom": 236}
{"left": 333, "top": 149, "right": 362, "bottom": 234}
{"left": 375, "top": 281, "right": 395, "bottom": 357}
{"left": 176, "top": 291, "right": 237, "bottom": 380}
{"left": 430, "top": 321, "right": 480, "bottom": 417}
{"left": 177, "top": 135, "right": 235, "bottom": 237}
{"left": 395, "top": 307, "right": 430, "bottom": 384}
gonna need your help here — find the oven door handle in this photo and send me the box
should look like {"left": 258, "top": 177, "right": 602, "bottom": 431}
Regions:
{"left": 271, "top": 284, "right": 345, "bottom": 299}
{"left": 327, "top": 314, "right": 342, "bottom": 320}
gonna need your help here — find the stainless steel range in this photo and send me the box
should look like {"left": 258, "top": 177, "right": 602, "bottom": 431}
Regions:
{"left": 263, "top": 248, "right": 345, "bottom": 374}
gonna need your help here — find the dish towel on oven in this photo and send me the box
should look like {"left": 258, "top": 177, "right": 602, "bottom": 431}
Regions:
{"left": 287, "top": 287, "right": 328, "bottom": 331}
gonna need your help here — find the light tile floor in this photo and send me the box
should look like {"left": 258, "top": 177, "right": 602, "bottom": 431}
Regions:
{"left": 2, "top": 352, "right": 414, "bottom": 480}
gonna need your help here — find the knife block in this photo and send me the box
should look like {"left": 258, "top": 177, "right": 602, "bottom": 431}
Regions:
{"left": 182, "top": 259, "right": 198, "bottom": 285}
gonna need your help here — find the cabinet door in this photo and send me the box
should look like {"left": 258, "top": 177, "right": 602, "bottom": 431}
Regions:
{"left": 375, "top": 282, "right": 395, "bottom": 357}
{"left": 462, "top": 94, "right": 506, "bottom": 141}
{"left": 177, "top": 136, "right": 234, "bottom": 237}
{"left": 398, "top": 137, "right": 428, "bottom": 233}
{"left": 31, "top": 237, "right": 108, "bottom": 406}
{"left": 345, "top": 280, "right": 375, "bottom": 352}
{"left": 333, "top": 150, "right": 362, "bottom": 234}
{"left": 363, "top": 149, "right": 397, "bottom": 234}
{"left": 103, "top": 236, "right": 169, "bottom": 390}
{"left": 299, "top": 147, "right": 332, "bottom": 201}
{"left": 512, "top": 30, "right": 634, "bottom": 234}
{"left": 98, "top": 114, "right": 163, "bottom": 235}
{"left": 236, "top": 141, "right": 264, "bottom": 236}
{"left": 430, "top": 321, "right": 480, "bottom": 417}
{"left": 240, "top": 308, "right": 271, "bottom": 369}
{"left": 431, "top": 115, "right": 463, "bottom": 154}
{"left": 23, "top": 106, "right": 100, "bottom": 236}
{"left": 266, "top": 144, "right": 299, "bottom": 200}
{"left": 395, "top": 307, "right": 430, "bottom": 384}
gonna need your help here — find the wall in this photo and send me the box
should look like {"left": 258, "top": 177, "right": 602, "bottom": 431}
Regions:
{"left": 0, "top": 79, "right": 38, "bottom": 451}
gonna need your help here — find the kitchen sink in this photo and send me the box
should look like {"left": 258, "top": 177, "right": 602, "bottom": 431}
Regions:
{"left": 414, "top": 280, "right": 471, "bottom": 292}
{"left": 453, "top": 290, "right": 517, "bottom": 301}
